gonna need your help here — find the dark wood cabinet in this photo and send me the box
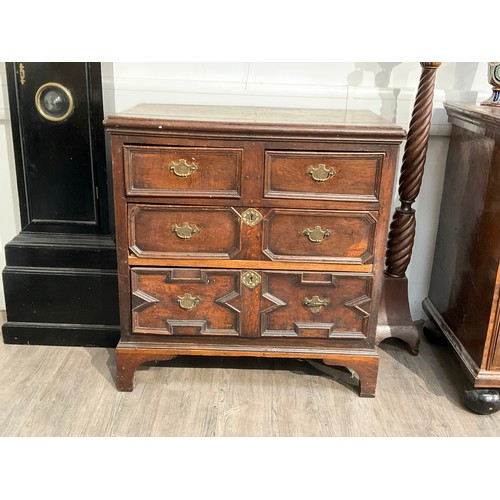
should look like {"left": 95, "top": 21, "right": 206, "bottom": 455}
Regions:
{"left": 423, "top": 102, "right": 500, "bottom": 413}
{"left": 104, "top": 103, "right": 405, "bottom": 396}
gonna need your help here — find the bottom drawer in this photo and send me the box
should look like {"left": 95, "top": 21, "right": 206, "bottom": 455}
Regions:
{"left": 130, "top": 268, "right": 373, "bottom": 339}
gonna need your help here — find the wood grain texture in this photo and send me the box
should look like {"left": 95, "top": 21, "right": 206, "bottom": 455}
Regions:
{"left": 129, "top": 204, "right": 242, "bottom": 260}
{"left": 385, "top": 62, "right": 441, "bottom": 277}
{"left": 263, "top": 209, "right": 376, "bottom": 264}
{"left": 2, "top": 312, "right": 500, "bottom": 436}
{"left": 131, "top": 268, "right": 241, "bottom": 336}
{"left": 425, "top": 102, "right": 500, "bottom": 390}
{"left": 128, "top": 256, "right": 373, "bottom": 273}
{"left": 124, "top": 144, "right": 242, "bottom": 198}
{"left": 261, "top": 271, "right": 372, "bottom": 339}
{"left": 104, "top": 104, "right": 407, "bottom": 141}
{"left": 264, "top": 150, "right": 384, "bottom": 203}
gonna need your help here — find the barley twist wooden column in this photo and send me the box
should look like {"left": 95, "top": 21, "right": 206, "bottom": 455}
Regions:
{"left": 376, "top": 62, "right": 441, "bottom": 354}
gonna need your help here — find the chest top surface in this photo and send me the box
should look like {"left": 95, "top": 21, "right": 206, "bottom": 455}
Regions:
{"left": 445, "top": 101, "right": 500, "bottom": 136}
{"left": 104, "top": 103, "right": 405, "bottom": 140}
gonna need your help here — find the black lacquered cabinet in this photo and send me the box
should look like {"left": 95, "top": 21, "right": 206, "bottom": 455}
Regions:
{"left": 1, "top": 62, "right": 120, "bottom": 347}
{"left": 8, "top": 62, "right": 111, "bottom": 234}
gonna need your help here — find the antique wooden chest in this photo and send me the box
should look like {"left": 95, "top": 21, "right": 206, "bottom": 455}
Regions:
{"left": 104, "top": 104, "right": 405, "bottom": 396}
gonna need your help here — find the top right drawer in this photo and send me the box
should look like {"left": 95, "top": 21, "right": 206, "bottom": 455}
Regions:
{"left": 264, "top": 151, "right": 385, "bottom": 203}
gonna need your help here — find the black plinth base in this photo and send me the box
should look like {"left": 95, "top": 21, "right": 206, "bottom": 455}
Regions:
{"left": 2, "top": 323, "right": 120, "bottom": 347}
{"left": 1, "top": 233, "right": 120, "bottom": 347}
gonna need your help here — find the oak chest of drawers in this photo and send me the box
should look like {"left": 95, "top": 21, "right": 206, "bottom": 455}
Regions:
{"left": 423, "top": 102, "right": 500, "bottom": 413}
{"left": 104, "top": 104, "right": 405, "bottom": 396}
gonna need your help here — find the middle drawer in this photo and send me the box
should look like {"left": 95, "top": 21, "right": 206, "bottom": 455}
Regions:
{"left": 128, "top": 204, "right": 377, "bottom": 265}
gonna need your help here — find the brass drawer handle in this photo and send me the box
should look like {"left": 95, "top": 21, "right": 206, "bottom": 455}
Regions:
{"left": 172, "top": 222, "right": 200, "bottom": 240}
{"left": 303, "top": 225, "right": 331, "bottom": 243}
{"left": 307, "top": 163, "right": 336, "bottom": 183}
{"left": 303, "top": 295, "right": 330, "bottom": 313}
{"left": 169, "top": 159, "right": 198, "bottom": 177}
{"left": 175, "top": 293, "right": 201, "bottom": 311}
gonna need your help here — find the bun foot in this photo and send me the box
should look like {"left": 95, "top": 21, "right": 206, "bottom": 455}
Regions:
{"left": 463, "top": 386, "right": 500, "bottom": 415}
{"left": 423, "top": 319, "right": 448, "bottom": 346}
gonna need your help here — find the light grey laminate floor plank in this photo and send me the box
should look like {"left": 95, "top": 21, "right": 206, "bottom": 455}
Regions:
{"left": 1, "top": 311, "right": 499, "bottom": 437}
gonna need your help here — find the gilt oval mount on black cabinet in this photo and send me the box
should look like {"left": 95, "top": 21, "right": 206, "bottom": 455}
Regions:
{"left": 6, "top": 62, "right": 110, "bottom": 234}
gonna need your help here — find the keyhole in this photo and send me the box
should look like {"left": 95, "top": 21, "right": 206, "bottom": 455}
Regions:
{"left": 242, "top": 270, "right": 260, "bottom": 289}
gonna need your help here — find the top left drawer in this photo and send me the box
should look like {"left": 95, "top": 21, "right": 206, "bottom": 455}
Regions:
{"left": 123, "top": 145, "right": 243, "bottom": 199}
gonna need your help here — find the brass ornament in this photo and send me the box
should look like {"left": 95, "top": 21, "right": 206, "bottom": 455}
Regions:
{"left": 241, "top": 208, "right": 263, "bottom": 227}
{"left": 303, "top": 295, "right": 330, "bottom": 313}
{"left": 303, "top": 225, "right": 331, "bottom": 243}
{"left": 307, "top": 164, "right": 336, "bottom": 183}
{"left": 241, "top": 270, "right": 261, "bottom": 289}
{"left": 172, "top": 222, "right": 200, "bottom": 240}
{"left": 175, "top": 293, "right": 201, "bottom": 311}
{"left": 19, "top": 63, "right": 26, "bottom": 85}
{"left": 35, "top": 82, "right": 75, "bottom": 122}
{"left": 169, "top": 159, "right": 198, "bottom": 177}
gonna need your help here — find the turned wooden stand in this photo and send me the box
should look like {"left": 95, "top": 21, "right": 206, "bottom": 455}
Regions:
{"left": 376, "top": 62, "right": 441, "bottom": 354}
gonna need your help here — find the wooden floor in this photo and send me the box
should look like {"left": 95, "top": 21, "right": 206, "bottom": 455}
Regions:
{"left": 1, "top": 310, "right": 499, "bottom": 437}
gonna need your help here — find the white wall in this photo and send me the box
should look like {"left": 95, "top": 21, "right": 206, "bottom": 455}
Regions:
{"left": 0, "top": 64, "right": 21, "bottom": 310}
{"left": 0, "top": 62, "right": 491, "bottom": 317}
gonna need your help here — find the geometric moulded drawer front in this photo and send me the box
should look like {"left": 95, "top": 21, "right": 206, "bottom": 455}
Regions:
{"left": 130, "top": 268, "right": 372, "bottom": 340}
{"left": 263, "top": 209, "right": 377, "bottom": 264}
{"left": 260, "top": 271, "right": 373, "bottom": 338}
{"left": 124, "top": 145, "right": 242, "bottom": 198}
{"left": 131, "top": 268, "right": 242, "bottom": 336}
{"left": 128, "top": 204, "right": 241, "bottom": 259}
{"left": 129, "top": 205, "right": 377, "bottom": 264}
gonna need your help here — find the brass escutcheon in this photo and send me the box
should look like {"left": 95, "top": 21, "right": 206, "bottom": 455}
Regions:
{"left": 242, "top": 270, "right": 261, "bottom": 289}
{"left": 175, "top": 293, "right": 201, "bottom": 311}
{"left": 241, "top": 208, "right": 263, "bottom": 227}
{"left": 303, "top": 225, "right": 331, "bottom": 243}
{"left": 172, "top": 222, "right": 200, "bottom": 240}
{"left": 303, "top": 295, "right": 330, "bottom": 313}
{"left": 169, "top": 159, "right": 198, "bottom": 177}
{"left": 307, "top": 164, "right": 336, "bottom": 183}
